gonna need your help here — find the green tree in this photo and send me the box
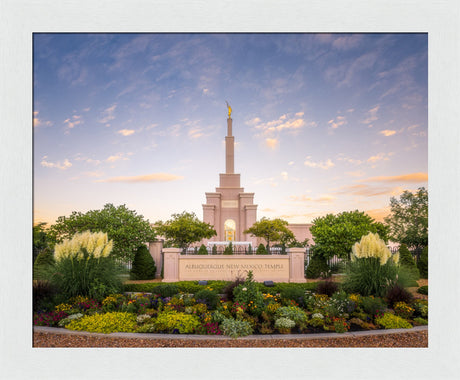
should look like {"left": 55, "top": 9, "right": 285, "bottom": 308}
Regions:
{"left": 310, "top": 210, "right": 389, "bottom": 261}
{"left": 48, "top": 204, "right": 156, "bottom": 263}
{"left": 417, "top": 246, "right": 428, "bottom": 278}
{"left": 154, "top": 211, "right": 217, "bottom": 249}
{"left": 398, "top": 243, "right": 420, "bottom": 280}
{"left": 244, "top": 217, "right": 294, "bottom": 251}
{"left": 198, "top": 244, "right": 208, "bottom": 255}
{"left": 33, "top": 247, "right": 55, "bottom": 280}
{"left": 130, "top": 245, "right": 157, "bottom": 280}
{"left": 256, "top": 243, "right": 268, "bottom": 255}
{"left": 33, "top": 222, "right": 51, "bottom": 262}
{"left": 384, "top": 187, "right": 428, "bottom": 249}
{"left": 223, "top": 242, "right": 233, "bottom": 255}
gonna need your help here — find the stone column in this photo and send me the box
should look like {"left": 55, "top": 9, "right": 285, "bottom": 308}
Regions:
{"left": 149, "top": 240, "right": 163, "bottom": 279}
{"left": 162, "top": 248, "right": 181, "bottom": 282}
{"left": 287, "top": 247, "right": 307, "bottom": 283}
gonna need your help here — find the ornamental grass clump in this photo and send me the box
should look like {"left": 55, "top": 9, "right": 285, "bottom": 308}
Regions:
{"left": 46, "top": 231, "right": 124, "bottom": 300}
{"left": 343, "top": 232, "right": 402, "bottom": 297}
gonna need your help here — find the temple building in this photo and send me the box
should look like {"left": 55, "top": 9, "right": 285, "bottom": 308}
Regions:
{"left": 202, "top": 106, "right": 313, "bottom": 247}
{"left": 202, "top": 109, "right": 258, "bottom": 246}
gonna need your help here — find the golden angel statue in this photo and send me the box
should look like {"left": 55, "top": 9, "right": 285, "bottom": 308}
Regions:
{"left": 226, "top": 101, "right": 232, "bottom": 118}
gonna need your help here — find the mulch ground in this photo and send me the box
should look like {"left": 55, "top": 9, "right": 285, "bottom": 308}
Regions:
{"left": 33, "top": 330, "right": 427, "bottom": 348}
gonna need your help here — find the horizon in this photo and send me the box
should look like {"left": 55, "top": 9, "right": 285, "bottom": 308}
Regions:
{"left": 33, "top": 33, "right": 428, "bottom": 227}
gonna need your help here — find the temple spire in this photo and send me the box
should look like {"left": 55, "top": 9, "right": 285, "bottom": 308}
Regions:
{"left": 225, "top": 116, "right": 234, "bottom": 173}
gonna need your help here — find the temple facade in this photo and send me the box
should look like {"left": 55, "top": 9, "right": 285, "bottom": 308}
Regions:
{"left": 202, "top": 115, "right": 258, "bottom": 246}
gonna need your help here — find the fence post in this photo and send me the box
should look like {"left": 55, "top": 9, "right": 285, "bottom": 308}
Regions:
{"left": 162, "top": 247, "right": 181, "bottom": 282}
{"left": 287, "top": 247, "right": 307, "bottom": 283}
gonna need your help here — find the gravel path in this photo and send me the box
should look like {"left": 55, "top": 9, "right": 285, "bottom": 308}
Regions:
{"left": 33, "top": 327, "right": 428, "bottom": 348}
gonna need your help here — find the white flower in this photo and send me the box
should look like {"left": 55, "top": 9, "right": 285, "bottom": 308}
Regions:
{"left": 242, "top": 287, "right": 247, "bottom": 291}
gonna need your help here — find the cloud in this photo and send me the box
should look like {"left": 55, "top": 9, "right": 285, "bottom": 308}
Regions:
{"left": 98, "top": 104, "right": 117, "bottom": 124}
{"left": 33, "top": 111, "right": 53, "bottom": 128}
{"left": 64, "top": 115, "right": 82, "bottom": 132}
{"left": 379, "top": 129, "right": 396, "bottom": 137}
{"left": 188, "top": 128, "right": 204, "bottom": 139}
{"left": 117, "top": 129, "right": 135, "bottom": 136}
{"left": 265, "top": 138, "right": 279, "bottom": 149}
{"left": 304, "top": 156, "right": 335, "bottom": 170}
{"left": 337, "top": 155, "right": 363, "bottom": 165}
{"left": 281, "top": 171, "right": 288, "bottom": 181}
{"left": 288, "top": 161, "right": 294, "bottom": 166}
{"left": 360, "top": 172, "right": 428, "bottom": 183}
{"left": 83, "top": 171, "right": 104, "bottom": 178}
{"left": 328, "top": 115, "right": 347, "bottom": 130}
{"left": 289, "top": 194, "right": 336, "bottom": 203}
{"left": 362, "top": 105, "right": 380, "bottom": 125}
{"left": 105, "top": 152, "right": 132, "bottom": 163}
{"left": 367, "top": 152, "right": 394, "bottom": 163}
{"left": 96, "top": 173, "right": 184, "bottom": 183}
{"left": 40, "top": 156, "right": 72, "bottom": 170}
{"left": 74, "top": 156, "right": 101, "bottom": 165}
{"left": 335, "top": 184, "right": 404, "bottom": 197}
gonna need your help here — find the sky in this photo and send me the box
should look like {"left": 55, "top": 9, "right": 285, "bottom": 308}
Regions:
{"left": 33, "top": 33, "right": 428, "bottom": 226}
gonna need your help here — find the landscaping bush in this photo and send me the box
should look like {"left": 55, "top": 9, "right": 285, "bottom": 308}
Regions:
{"left": 398, "top": 244, "right": 420, "bottom": 280}
{"left": 280, "top": 287, "right": 306, "bottom": 307}
{"left": 151, "top": 283, "right": 179, "bottom": 297}
{"left": 375, "top": 313, "right": 412, "bottom": 329}
{"left": 45, "top": 231, "right": 124, "bottom": 300}
{"left": 417, "top": 246, "right": 428, "bottom": 278}
{"left": 154, "top": 311, "right": 201, "bottom": 333}
{"left": 194, "top": 288, "right": 220, "bottom": 310}
{"left": 247, "top": 245, "right": 253, "bottom": 255}
{"left": 385, "top": 283, "right": 413, "bottom": 308}
{"left": 275, "top": 306, "right": 307, "bottom": 326}
{"left": 66, "top": 312, "right": 137, "bottom": 333}
{"left": 274, "top": 317, "right": 295, "bottom": 333}
{"left": 361, "top": 296, "right": 387, "bottom": 317}
{"left": 198, "top": 244, "right": 208, "bottom": 255}
{"left": 417, "top": 285, "right": 428, "bottom": 295}
{"left": 221, "top": 318, "right": 253, "bottom": 338}
{"left": 412, "top": 300, "right": 428, "bottom": 318}
{"left": 211, "top": 245, "right": 217, "bottom": 255}
{"left": 256, "top": 243, "right": 267, "bottom": 255}
{"left": 233, "top": 271, "right": 265, "bottom": 315}
{"left": 33, "top": 247, "right": 55, "bottom": 280}
{"left": 306, "top": 254, "right": 329, "bottom": 279}
{"left": 413, "top": 317, "right": 428, "bottom": 325}
{"left": 316, "top": 280, "right": 339, "bottom": 297}
{"left": 222, "top": 277, "right": 245, "bottom": 302}
{"left": 130, "top": 245, "right": 156, "bottom": 280}
{"left": 33, "top": 311, "right": 69, "bottom": 327}
{"left": 223, "top": 242, "right": 233, "bottom": 255}
{"left": 33, "top": 280, "right": 62, "bottom": 312}
{"left": 393, "top": 302, "right": 414, "bottom": 319}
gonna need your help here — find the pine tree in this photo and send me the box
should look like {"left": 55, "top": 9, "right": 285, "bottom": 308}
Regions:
{"left": 130, "top": 245, "right": 157, "bottom": 280}
{"left": 198, "top": 244, "right": 208, "bottom": 255}
{"left": 223, "top": 242, "right": 233, "bottom": 255}
{"left": 398, "top": 243, "right": 420, "bottom": 280}
{"left": 33, "top": 247, "right": 55, "bottom": 280}
{"left": 417, "top": 246, "right": 428, "bottom": 278}
{"left": 256, "top": 243, "right": 268, "bottom": 255}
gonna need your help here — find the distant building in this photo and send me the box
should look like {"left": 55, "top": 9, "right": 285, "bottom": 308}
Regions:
{"left": 202, "top": 111, "right": 312, "bottom": 247}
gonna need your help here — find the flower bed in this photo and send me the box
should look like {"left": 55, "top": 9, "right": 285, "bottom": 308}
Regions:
{"left": 33, "top": 276, "right": 428, "bottom": 338}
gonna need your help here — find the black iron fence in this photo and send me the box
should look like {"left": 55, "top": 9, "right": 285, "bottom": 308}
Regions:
{"left": 181, "top": 245, "right": 287, "bottom": 255}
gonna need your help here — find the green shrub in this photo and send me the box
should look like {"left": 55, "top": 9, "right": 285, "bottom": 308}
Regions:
{"left": 280, "top": 287, "right": 306, "bottom": 306}
{"left": 275, "top": 306, "right": 307, "bottom": 325}
{"left": 417, "top": 285, "right": 428, "bottom": 295}
{"left": 221, "top": 318, "right": 253, "bottom": 338}
{"left": 256, "top": 243, "right": 268, "bottom": 255}
{"left": 413, "top": 317, "right": 428, "bottom": 325}
{"left": 33, "top": 280, "right": 62, "bottom": 312}
{"left": 361, "top": 296, "right": 387, "bottom": 317}
{"left": 233, "top": 271, "right": 265, "bottom": 315}
{"left": 33, "top": 247, "right": 55, "bottom": 280}
{"left": 412, "top": 300, "right": 428, "bottom": 318}
{"left": 223, "top": 242, "right": 233, "bottom": 255}
{"left": 417, "top": 246, "right": 428, "bottom": 278}
{"left": 398, "top": 244, "right": 420, "bottom": 280}
{"left": 194, "top": 288, "right": 220, "bottom": 310}
{"left": 223, "top": 277, "right": 245, "bottom": 302}
{"left": 247, "top": 245, "right": 253, "bottom": 255}
{"left": 212, "top": 245, "right": 217, "bottom": 255}
{"left": 198, "top": 244, "right": 208, "bottom": 255}
{"left": 130, "top": 245, "right": 156, "bottom": 280}
{"left": 274, "top": 317, "right": 295, "bottom": 331}
{"left": 306, "top": 255, "right": 329, "bottom": 279}
{"left": 151, "top": 283, "right": 179, "bottom": 297}
{"left": 154, "top": 311, "right": 200, "bottom": 333}
{"left": 375, "top": 313, "right": 412, "bottom": 329}
{"left": 66, "top": 312, "right": 137, "bottom": 333}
